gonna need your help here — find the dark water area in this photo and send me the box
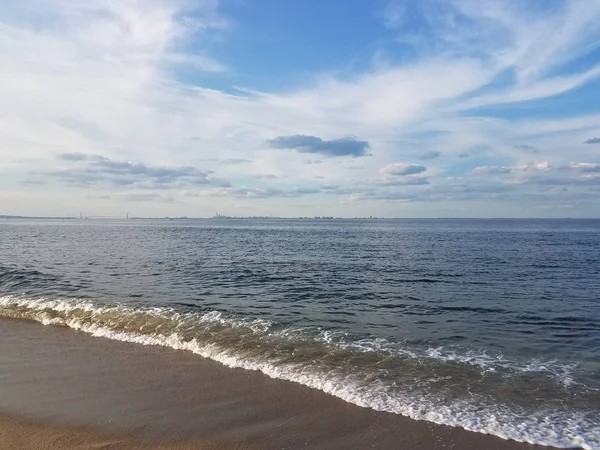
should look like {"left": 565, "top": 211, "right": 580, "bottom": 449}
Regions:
{"left": 1, "top": 218, "right": 599, "bottom": 448}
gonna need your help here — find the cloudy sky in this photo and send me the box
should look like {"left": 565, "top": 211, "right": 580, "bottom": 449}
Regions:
{"left": 1, "top": 0, "right": 600, "bottom": 218}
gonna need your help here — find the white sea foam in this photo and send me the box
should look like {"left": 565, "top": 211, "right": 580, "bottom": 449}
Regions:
{"left": 0, "top": 295, "right": 598, "bottom": 449}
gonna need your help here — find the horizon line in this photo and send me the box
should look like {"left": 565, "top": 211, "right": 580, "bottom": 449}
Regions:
{"left": 2, "top": 215, "right": 600, "bottom": 221}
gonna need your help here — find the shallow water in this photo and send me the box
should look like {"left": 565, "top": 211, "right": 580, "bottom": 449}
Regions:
{"left": 1, "top": 218, "right": 599, "bottom": 448}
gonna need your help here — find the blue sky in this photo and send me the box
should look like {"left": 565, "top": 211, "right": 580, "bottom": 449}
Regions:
{"left": 1, "top": 0, "right": 600, "bottom": 218}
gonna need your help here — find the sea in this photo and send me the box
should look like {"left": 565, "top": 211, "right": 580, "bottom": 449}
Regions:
{"left": 0, "top": 218, "right": 598, "bottom": 449}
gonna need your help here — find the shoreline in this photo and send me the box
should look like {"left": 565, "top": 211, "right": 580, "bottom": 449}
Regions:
{"left": 0, "top": 317, "right": 560, "bottom": 449}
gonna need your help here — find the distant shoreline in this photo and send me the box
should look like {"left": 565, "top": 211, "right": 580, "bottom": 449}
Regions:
{"left": 0, "top": 215, "right": 77, "bottom": 220}
{"left": 2, "top": 215, "right": 600, "bottom": 220}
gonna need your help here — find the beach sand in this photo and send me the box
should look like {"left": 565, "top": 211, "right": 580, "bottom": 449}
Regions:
{"left": 0, "top": 413, "right": 253, "bottom": 449}
{"left": 0, "top": 318, "right": 558, "bottom": 449}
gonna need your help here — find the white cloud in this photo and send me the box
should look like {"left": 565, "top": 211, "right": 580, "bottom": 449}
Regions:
{"left": 565, "top": 162, "right": 600, "bottom": 173}
{"left": 119, "top": 191, "right": 175, "bottom": 203}
{"left": 470, "top": 166, "right": 511, "bottom": 175}
{"left": 449, "top": 0, "right": 600, "bottom": 83}
{"left": 1, "top": 0, "right": 599, "bottom": 217}
{"left": 516, "top": 161, "right": 551, "bottom": 172}
{"left": 460, "top": 65, "right": 600, "bottom": 109}
{"left": 382, "top": 0, "right": 407, "bottom": 29}
{"left": 186, "top": 186, "right": 320, "bottom": 199}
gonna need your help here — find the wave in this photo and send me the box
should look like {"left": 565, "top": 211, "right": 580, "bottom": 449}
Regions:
{"left": 0, "top": 265, "right": 59, "bottom": 289}
{"left": 0, "top": 295, "right": 597, "bottom": 449}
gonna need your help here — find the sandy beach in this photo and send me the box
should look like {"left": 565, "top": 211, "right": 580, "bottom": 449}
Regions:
{"left": 0, "top": 317, "right": 558, "bottom": 450}
{"left": 0, "top": 413, "right": 253, "bottom": 450}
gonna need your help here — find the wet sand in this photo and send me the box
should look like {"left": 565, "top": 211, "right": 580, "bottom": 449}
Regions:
{"left": 0, "top": 318, "right": 558, "bottom": 449}
{"left": 0, "top": 413, "right": 252, "bottom": 449}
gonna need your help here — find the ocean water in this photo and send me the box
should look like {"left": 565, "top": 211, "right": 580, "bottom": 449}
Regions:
{"left": 0, "top": 218, "right": 599, "bottom": 449}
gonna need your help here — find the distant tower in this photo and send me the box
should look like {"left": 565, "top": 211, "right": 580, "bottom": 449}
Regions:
{"left": 126, "top": 212, "right": 129, "bottom": 220}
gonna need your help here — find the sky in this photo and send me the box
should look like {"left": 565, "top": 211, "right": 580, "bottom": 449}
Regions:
{"left": 1, "top": 0, "right": 600, "bottom": 218}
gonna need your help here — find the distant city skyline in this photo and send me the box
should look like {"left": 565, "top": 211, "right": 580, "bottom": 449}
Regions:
{"left": 1, "top": 0, "right": 600, "bottom": 218}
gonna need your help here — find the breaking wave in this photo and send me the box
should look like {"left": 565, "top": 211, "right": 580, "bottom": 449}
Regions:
{"left": 0, "top": 295, "right": 598, "bottom": 449}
